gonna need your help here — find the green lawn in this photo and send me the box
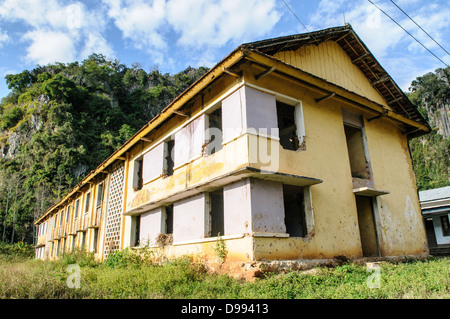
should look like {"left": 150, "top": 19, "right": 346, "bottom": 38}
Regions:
{"left": 0, "top": 247, "right": 448, "bottom": 299}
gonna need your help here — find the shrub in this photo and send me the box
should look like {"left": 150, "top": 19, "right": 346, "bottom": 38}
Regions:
{"left": 105, "top": 248, "right": 142, "bottom": 268}
{"left": 0, "top": 242, "right": 34, "bottom": 259}
{"left": 60, "top": 248, "right": 98, "bottom": 268}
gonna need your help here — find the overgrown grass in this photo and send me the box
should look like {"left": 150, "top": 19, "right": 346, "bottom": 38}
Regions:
{"left": 0, "top": 249, "right": 448, "bottom": 299}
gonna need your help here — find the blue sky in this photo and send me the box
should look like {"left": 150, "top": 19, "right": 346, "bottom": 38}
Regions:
{"left": 0, "top": 0, "right": 449, "bottom": 100}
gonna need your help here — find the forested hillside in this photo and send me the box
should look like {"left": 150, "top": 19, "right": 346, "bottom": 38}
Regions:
{"left": 0, "top": 54, "right": 208, "bottom": 244}
{"left": 408, "top": 67, "right": 450, "bottom": 191}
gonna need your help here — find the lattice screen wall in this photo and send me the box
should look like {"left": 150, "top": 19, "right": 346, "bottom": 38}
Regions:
{"left": 103, "top": 161, "right": 125, "bottom": 258}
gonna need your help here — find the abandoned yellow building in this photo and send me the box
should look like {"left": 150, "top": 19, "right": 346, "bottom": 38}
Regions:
{"left": 34, "top": 25, "right": 431, "bottom": 272}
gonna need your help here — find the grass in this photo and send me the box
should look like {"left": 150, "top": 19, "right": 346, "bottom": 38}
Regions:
{"left": 0, "top": 247, "right": 448, "bottom": 299}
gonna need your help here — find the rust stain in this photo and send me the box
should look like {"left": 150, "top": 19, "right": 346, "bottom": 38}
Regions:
{"left": 131, "top": 188, "right": 151, "bottom": 208}
{"left": 190, "top": 161, "right": 224, "bottom": 184}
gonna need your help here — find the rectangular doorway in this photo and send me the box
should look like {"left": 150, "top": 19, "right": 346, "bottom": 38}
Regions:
{"left": 355, "top": 195, "right": 380, "bottom": 257}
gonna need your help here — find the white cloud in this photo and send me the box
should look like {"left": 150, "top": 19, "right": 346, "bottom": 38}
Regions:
{"left": 103, "top": 0, "right": 281, "bottom": 66}
{"left": 80, "top": 32, "right": 115, "bottom": 60}
{"left": 1, "top": 0, "right": 281, "bottom": 69}
{"left": 0, "top": 0, "right": 85, "bottom": 32}
{"left": 0, "top": 28, "right": 9, "bottom": 47}
{"left": 104, "top": 0, "right": 167, "bottom": 49}
{"left": 0, "top": 0, "right": 112, "bottom": 65}
{"left": 166, "top": 0, "right": 281, "bottom": 48}
{"left": 23, "top": 30, "right": 76, "bottom": 65}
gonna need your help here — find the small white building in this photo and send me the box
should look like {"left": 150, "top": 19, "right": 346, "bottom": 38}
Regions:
{"left": 419, "top": 186, "right": 450, "bottom": 255}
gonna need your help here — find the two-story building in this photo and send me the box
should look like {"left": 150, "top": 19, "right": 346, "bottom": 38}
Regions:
{"left": 34, "top": 25, "right": 431, "bottom": 273}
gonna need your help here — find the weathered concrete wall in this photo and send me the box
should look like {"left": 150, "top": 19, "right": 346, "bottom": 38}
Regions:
{"left": 364, "top": 116, "right": 429, "bottom": 256}
{"left": 243, "top": 62, "right": 428, "bottom": 259}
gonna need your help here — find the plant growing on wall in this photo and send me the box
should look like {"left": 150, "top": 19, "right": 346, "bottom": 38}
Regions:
{"left": 214, "top": 233, "right": 228, "bottom": 268}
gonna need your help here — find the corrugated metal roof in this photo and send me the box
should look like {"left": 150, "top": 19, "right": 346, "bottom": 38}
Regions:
{"left": 419, "top": 186, "right": 450, "bottom": 202}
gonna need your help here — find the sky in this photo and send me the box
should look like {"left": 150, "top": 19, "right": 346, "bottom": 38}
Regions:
{"left": 0, "top": 0, "right": 449, "bottom": 100}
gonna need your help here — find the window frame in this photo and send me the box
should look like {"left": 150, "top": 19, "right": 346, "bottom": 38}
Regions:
{"left": 204, "top": 104, "right": 223, "bottom": 156}
{"left": 74, "top": 198, "right": 80, "bottom": 219}
{"left": 282, "top": 184, "right": 314, "bottom": 238}
{"left": 208, "top": 188, "right": 225, "bottom": 238}
{"left": 275, "top": 100, "right": 305, "bottom": 151}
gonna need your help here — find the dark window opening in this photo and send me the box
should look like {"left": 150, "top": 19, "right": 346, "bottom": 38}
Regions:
{"left": 210, "top": 189, "right": 224, "bottom": 237}
{"left": 165, "top": 204, "right": 174, "bottom": 234}
{"left": 277, "top": 101, "right": 299, "bottom": 151}
{"left": 344, "top": 124, "right": 371, "bottom": 179}
{"left": 441, "top": 215, "right": 450, "bottom": 237}
{"left": 96, "top": 183, "right": 104, "bottom": 207}
{"left": 206, "top": 107, "right": 223, "bottom": 155}
{"left": 165, "top": 139, "right": 175, "bottom": 176}
{"left": 84, "top": 192, "right": 91, "bottom": 213}
{"left": 283, "top": 184, "right": 306, "bottom": 237}
{"left": 81, "top": 232, "right": 86, "bottom": 249}
{"left": 135, "top": 158, "right": 143, "bottom": 190}
{"left": 74, "top": 199, "right": 80, "bottom": 219}
{"left": 93, "top": 229, "right": 99, "bottom": 253}
{"left": 134, "top": 215, "right": 141, "bottom": 246}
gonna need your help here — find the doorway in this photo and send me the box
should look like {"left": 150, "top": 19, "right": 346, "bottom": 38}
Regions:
{"left": 355, "top": 195, "right": 380, "bottom": 257}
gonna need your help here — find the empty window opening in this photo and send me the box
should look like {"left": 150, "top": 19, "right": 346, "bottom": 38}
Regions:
{"left": 165, "top": 204, "right": 174, "bottom": 234}
{"left": 164, "top": 139, "right": 175, "bottom": 176}
{"left": 206, "top": 106, "right": 223, "bottom": 155}
{"left": 56, "top": 240, "right": 60, "bottom": 257}
{"left": 59, "top": 210, "right": 63, "bottom": 226}
{"left": 81, "top": 232, "right": 86, "bottom": 248}
{"left": 65, "top": 206, "right": 70, "bottom": 223}
{"left": 209, "top": 189, "right": 224, "bottom": 237}
{"left": 344, "top": 124, "right": 371, "bottom": 179}
{"left": 134, "top": 158, "right": 143, "bottom": 190}
{"left": 84, "top": 192, "right": 91, "bottom": 214}
{"left": 74, "top": 198, "right": 80, "bottom": 219}
{"left": 283, "top": 184, "right": 306, "bottom": 237}
{"left": 96, "top": 183, "right": 104, "bottom": 208}
{"left": 277, "top": 101, "right": 299, "bottom": 151}
{"left": 134, "top": 215, "right": 141, "bottom": 247}
{"left": 93, "top": 229, "right": 99, "bottom": 253}
{"left": 441, "top": 215, "right": 450, "bottom": 237}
